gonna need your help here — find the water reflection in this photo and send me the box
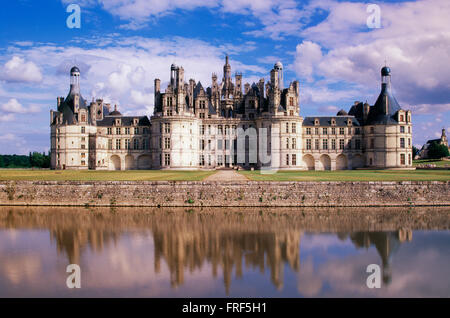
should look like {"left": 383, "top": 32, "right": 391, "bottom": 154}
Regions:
{"left": 0, "top": 207, "right": 448, "bottom": 297}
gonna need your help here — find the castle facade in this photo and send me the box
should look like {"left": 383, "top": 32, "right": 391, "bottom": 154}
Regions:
{"left": 50, "top": 57, "right": 413, "bottom": 170}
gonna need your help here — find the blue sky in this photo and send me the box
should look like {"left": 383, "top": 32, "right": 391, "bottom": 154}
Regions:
{"left": 0, "top": 0, "right": 448, "bottom": 154}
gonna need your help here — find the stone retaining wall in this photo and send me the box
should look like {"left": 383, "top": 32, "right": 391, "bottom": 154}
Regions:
{"left": 0, "top": 181, "right": 449, "bottom": 207}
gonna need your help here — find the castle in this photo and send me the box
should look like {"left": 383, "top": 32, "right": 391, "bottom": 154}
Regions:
{"left": 50, "top": 57, "right": 413, "bottom": 170}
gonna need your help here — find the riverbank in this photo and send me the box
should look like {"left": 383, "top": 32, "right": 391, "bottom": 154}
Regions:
{"left": 1, "top": 180, "right": 449, "bottom": 207}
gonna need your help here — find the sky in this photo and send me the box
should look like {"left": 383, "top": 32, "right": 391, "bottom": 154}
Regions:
{"left": 0, "top": 0, "right": 448, "bottom": 154}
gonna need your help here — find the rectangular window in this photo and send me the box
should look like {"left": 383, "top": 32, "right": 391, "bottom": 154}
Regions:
{"left": 323, "top": 128, "right": 328, "bottom": 135}
{"left": 289, "top": 110, "right": 294, "bottom": 116}
{"left": 164, "top": 137, "right": 171, "bottom": 149}
{"left": 218, "top": 125, "right": 223, "bottom": 135}
{"left": 339, "top": 127, "right": 345, "bottom": 135}
{"left": 167, "top": 109, "right": 172, "bottom": 116}
{"left": 125, "top": 127, "right": 130, "bottom": 135}
{"left": 164, "top": 153, "right": 171, "bottom": 166}
{"left": 306, "top": 139, "right": 312, "bottom": 150}
{"left": 306, "top": 128, "right": 312, "bottom": 135}
{"left": 107, "top": 128, "right": 112, "bottom": 135}
{"left": 355, "top": 128, "right": 360, "bottom": 135}
{"left": 116, "top": 127, "right": 121, "bottom": 135}
{"left": 200, "top": 139, "right": 205, "bottom": 150}
{"left": 286, "top": 154, "right": 289, "bottom": 165}
{"left": 217, "top": 155, "right": 223, "bottom": 165}
{"left": 315, "top": 139, "right": 319, "bottom": 150}
{"left": 225, "top": 125, "right": 230, "bottom": 135}
{"left": 332, "top": 128, "right": 336, "bottom": 135}
{"left": 81, "top": 126, "right": 85, "bottom": 133}
{"left": 292, "top": 154, "right": 297, "bottom": 166}
{"left": 400, "top": 138, "right": 405, "bottom": 148}
{"left": 370, "top": 139, "right": 374, "bottom": 149}
{"left": 323, "top": 139, "right": 328, "bottom": 150}
{"left": 331, "top": 139, "right": 336, "bottom": 150}
{"left": 339, "top": 139, "right": 344, "bottom": 150}
{"left": 81, "top": 160, "right": 86, "bottom": 166}
{"left": 289, "top": 97, "right": 294, "bottom": 106}
{"left": 400, "top": 126, "right": 405, "bottom": 133}
{"left": 108, "top": 139, "right": 112, "bottom": 150}
{"left": 286, "top": 138, "right": 289, "bottom": 149}
{"left": 81, "top": 144, "right": 85, "bottom": 149}
{"left": 134, "top": 139, "right": 139, "bottom": 150}
{"left": 81, "top": 153, "right": 85, "bottom": 158}
{"left": 400, "top": 154, "right": 405, "bottom": 165}
{"left": 125, "top": 139, "right": 130, "bottom": 149}
{"left": 286, "top": 122, "right": 289, "bottom": 133}
{"left": 292, "top": 138, "right": 296, "bottom": 149}
{"left": 355, "top": 139, "right": 361, "bottom": 150}
{"left": 347, "top": 140, "right": 352, "bottom": 149}
{"left": 225, "top": 139, "right": 230, "bottom": 150}
{"left": 292, "top": 123, "right": 296, "bottom": 133}
{"left": 199, "top": 155, "right": 205, "bottom": 166}
{"left": 115, "top": 139, "right": 121, "bottom": 150}
{"left": 143, "top": 139, "right": 149, "bottom": 150}
{"left": 315, "top": 128, "right": 319, "bottom": 135}
{"left": 200, "top": 125, "right": 205, "bottom": 135}
{"left": 134, "top": 127, "right": 138, "bottom": 134}
{"left": 199, "top": 113, "right": 205, "bottom": 119}
{"left": 164, "top": 123, "right": 171, "bottom": 133}
{"left": 217, "top": 139, "right": 223, "bottom": 150}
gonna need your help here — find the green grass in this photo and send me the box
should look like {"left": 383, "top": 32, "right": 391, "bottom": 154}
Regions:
{"left": 0, "top": 169, "right": 216, "bottom": 181}
{"left": 239, "top": 169, "right": 450, "bottom": 181}
{"left": 413, "top": 159, "right": 450, "bottom": 167}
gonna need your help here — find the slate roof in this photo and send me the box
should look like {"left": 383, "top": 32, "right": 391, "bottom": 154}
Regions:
{"left": 366, "top": 83, "right": 401, "bottom": 125}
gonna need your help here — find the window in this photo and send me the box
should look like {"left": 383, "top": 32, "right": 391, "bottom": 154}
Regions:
{"left": 400, "top": 126, "right": 405, "bottom": 133}
{"left": 408, "top": 138, "right": 411, "bottom": 147}
{"left": 409, "top": 154, "right": 412, "bottom": 165}
{"left": 286, "top": 122, "right": 289, "bottom": 133}
{"left": 332, "top": 128, "right": 336, "bottom": 135}
{"left": 81, "top": 114, "right": 86, "bottom": 122}
{"left": 292, "top": 154, "right": 297, "bottom": 166}
{"left": 134, "top": 127, "right": 139, "bottom": 134}
{"left": 225, "top": 125, "right": 230, "bottom": 135}
{"left": 306, "top": 139, "right": 312, "bottom": 150}
{"left": 167, "top": 109, "right": 172, "bottom": 116}
{"left": 292, "top": 138, "right": 296, "bottom": 149}
{"left": 208, "top": 139, "right": 211, "bottom": 150}
{"left": 115, "top": 139, "right": 121, "bottom": 150}
{"left": 292, "top": 123, "right": 296, "bottom": 133}
{"left": 339, "top": 139, "right": 344, "bottom": 150}
{"left": 400, "top": 138, "right": 405, "bottom": 148}
{"left": 167, "top": 97, "right": 173, "bottom": 106}
{"left": 400, "top": 114, "right": 404, "bottom": 122}
{"left": 81, "top": 153, "right": 85, "bottom": 158}
{"left": 164, "top": 153, "right": 171, "bottom": 166}
{"left": 199, "top": 100, "right": 206, "bottom": 109}
{"left": 200, "top": 139, "right": 205, "bottom": 150}
{"left": 355, "top": 128, "right": 360, "bottom": 135}
{"left": 143, "top": 139, "right": 149, "bottom": 150}
{"left": 315, "top": 139, "right": 319, "bottom": 150}
{"left": 199, "top": 113, "right": 205, "bottom": 119}
{"left": 289, "top": 110, "right": 294, "bottom": 116}
{"left": 81, "top": 126, "right": 85, "bottom": 133}
{"left": 306, "top": 128, "right": 312, "bottom": 135}
{"left": 200, "top": 125, "right": 205, "bottom": 135}
{"left": 370, "top": 139, "right": 374, "bottom": 149}
{"left": 323, "top": 139, "right": 328, "bottom": 150}
{"left": 218, "top": 125, "right": 223, "bottom": 135}
{"left": 355, "top": 139, "right": 361, "bottom": 150}
{"left": 331, "top": 139, "right": 336, "bottom": 150}
{"left": 347, "top": 140, "right": 352, "bottom": 149}
{"left": 108, "top": 139, "right": 112, "bottom": 150}
{"left": 400, "top": 154, "right": 405, "bottom": 165}
{"left": 286, "top": 138, "right": 289, "bottom": 149}
{"left": 116, "top": 127, "right": 121, "bottom": 135}
{"left": 289, "top": 97, "right": 294, "bottom": 106}
{"left": 143, "top": 128, "right": 149, "bottom": 134}
{"left": 134, "top": 139, "right": 139, "bottom": 150}
{"left": 81, "top": 144, "right": 85, "bottom": 149}
{"left": 199, "top": 155, "right": 205, "bottom": 166}
{"left": 323, "top": 128, "right": 328, "bottom": 135}
{"left": 81, "top": 160, "right": 86, "bottom": 166}
{"left": 125, "top": 127, "right": 130, "bottom": 135}
{"left": 286, "top": 154, "right": 290, "bottom": 165}
{"left": 164, "top": 123, "right": 171, "bottom": 134}
{"left": 339, "top": 127, "right": 345, "bottom": 135}
{"left": 217, "top": 139, "right": 223, "bottom": 150}
{"left": 125, "top": 139, "right": 130, "bottom": 149}
{"left": 408, "top": 126, "right": 411, "bottom": 133}
{"left": 107, "top": 128, "right": 112, "bottom": 135}
{"left": 348, "top": 127, "right": 352, "bottom": 134}
{"left": 315, "top": 128, "right": 319, "bottom": 135}
{"left": 81, "top": 137, "right": 85, "bottom": 142}
{"left": 164, "top": 137, "right": 171, "bottom": 149}
{"left": 217, "top": 155, "right": 223, "bottom": 165}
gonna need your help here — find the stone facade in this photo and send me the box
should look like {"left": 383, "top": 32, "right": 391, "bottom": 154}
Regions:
{"left": 50, "top": 60, "right": 413, "bottom": 170}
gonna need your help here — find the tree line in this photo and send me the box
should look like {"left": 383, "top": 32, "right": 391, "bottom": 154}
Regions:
{"left": 0, "top": 152, "right": 51, "bottom": 168}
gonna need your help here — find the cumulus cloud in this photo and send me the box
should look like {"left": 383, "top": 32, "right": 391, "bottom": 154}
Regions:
{"left": 0, "top": 98, "right": 40, "bottom": 114}
{"left": 0, "top": 56, "right": 43, "bottom": 83}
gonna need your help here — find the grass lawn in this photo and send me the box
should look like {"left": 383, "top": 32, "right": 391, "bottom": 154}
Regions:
{"left": 413, "top": 159, "right": 450, "bottom": 167}
{"left": 239, "top": 169, "right": 450, "bottom": 181}
{"left": 0, "top": 169, "right": 216, "bottom": 181}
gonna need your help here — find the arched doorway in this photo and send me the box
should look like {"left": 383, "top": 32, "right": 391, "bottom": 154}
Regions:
{"left": 137, "top": 155, "right": 151, "bottom": 169}
{"left": 352, "top": 154, "right": 364, "bottom": 169}
{"left": 110, "top": 155, "right": 121, "bottom": 170}
{"left": 302, "top": 154, "right": 315, "bottom": 170}
{"left": 318, "top": 154, "right": 331, "bottom": 170}
{"left": 125, "top": 155, "right": 134, "bottom": 170}
{"left": 336, "top": 154, "right": 348, "bottom": 170}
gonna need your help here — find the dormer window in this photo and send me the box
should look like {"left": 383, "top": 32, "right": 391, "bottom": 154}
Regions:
{"left": 115, "top": 119, "right": 121, "bottom": 126}
{"left": 314, "top": 118, "right": 319, "bottom": 126}
{"left": 133, "top": 118, "right": 138, "bottom": 125}
{"left": 331, "top": 118, "right": 336, "bottom": 126}
{"left": 347, "top": 119, "right": 352, "bottom": 126}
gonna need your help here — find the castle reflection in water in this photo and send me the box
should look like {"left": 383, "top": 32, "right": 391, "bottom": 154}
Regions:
{"left": 0, "top": 206, "right": 429, "bottom": 293}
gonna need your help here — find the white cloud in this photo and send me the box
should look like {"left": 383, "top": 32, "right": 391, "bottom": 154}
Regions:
{"left": 0, "top": 113, "right": 15, "bottom": 122}
{"left": 294, "top": 41, "right": 322, "bottom": 82}
{"left": 409, "top": 103, "right": 450, "bottom": 115}
{"left": 0, "top": 98, "right": 41, "bottom": 114}
{"left": 0, "top": 56, "right": 43, "bottom": 83}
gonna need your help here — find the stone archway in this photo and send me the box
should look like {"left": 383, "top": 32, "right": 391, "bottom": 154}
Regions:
{"left": 110, "top": 155, "right": 121, "bottom": 170}
{"left": 125, "top": 155, "right": 134, "bottom": 170}
{"left": 336, "top": 154, "right": 348, "bottom": 170}
{"left": 302, "top": 154, "right": 315, "bottom": 170}
{"left": 352, "top": 154, "right": 364, "bottom": 169}
{"left": 318, "top": 154, "right": 331, "bottom": 170}
{"left": 137, "top": 155, "right": 151, "bottom": 170}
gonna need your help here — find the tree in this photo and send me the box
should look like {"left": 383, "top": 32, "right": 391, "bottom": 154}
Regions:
{"left": 427, "top": 142, "right": 450, "bottom": 159}
{"left": 412, "top": 146, "right": 419, "bottom": 158}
